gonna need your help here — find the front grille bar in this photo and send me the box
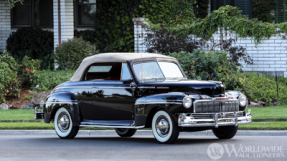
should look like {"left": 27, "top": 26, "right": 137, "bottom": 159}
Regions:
{"left": 193, "top": 98, "right": 239, "bottom": 113}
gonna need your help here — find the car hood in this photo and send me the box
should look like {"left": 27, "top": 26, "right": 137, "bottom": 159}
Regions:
{"left": 139, "top": 80, "right": 225, "bottom": 97}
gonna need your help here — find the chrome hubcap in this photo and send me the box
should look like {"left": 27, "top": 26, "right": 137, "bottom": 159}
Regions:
{"left": 57, "top": 112, "right": 70, "bottom": 133}
{"left": 155, "top": 116, "right": 170, "bottom": 137}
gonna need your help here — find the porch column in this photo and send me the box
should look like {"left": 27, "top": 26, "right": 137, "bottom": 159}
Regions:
{"left": 53, "top": 0, "right": 74, "bottom": 49}
{"left": 0, "top": 1, "right": 11, "bottom": 52}
{"left": 133, "top": 18, "right": 149, "bottom": 53}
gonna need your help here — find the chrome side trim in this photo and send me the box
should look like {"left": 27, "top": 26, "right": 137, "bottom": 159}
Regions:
{"left": 135, "top": 100, "right": 182, "bottom": 105}
{"left": 178, "top": 110, "right": 252, "bottom": 128}
{"left": 93, "top": 87, "right": 129, "bottom": 89}
{"left": 55, "top": 86, "right": 131, "bottom": 90}
{"left": 80, "top": 120, "right": 145, "bottom": 129}
{"left": 45, "top": 100, "right": 78, "bottom": 104}
{"left": 138, "top": 87, "right": 156, "bottom": 89}
{"left": 55, "top": 86, "right": 92, "bottom": 90}
{"left": 79, "top": 125, "right": 145, "bottom": 129}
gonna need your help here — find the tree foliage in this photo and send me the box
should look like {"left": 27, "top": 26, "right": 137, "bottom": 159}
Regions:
{"left": 0, "top": 0, "right": 24, "bottom": 8}
{"left": 251, "top": 0, "right": 276, "bottom": 23}
{"left": 148, "top": 5, "right": 287, "bottom": 44}
{"left": 75, "top": 0, "right": 195, "bottom": 53}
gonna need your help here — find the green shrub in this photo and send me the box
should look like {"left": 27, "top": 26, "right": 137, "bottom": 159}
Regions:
{"left": 221, "top": 72, "right": 287, "bottom": 105}
{"left": 35, "top": 70, "right": 75, "bottom": 91}
{"left": 170, "top": 50, "right": 238, "bottom": 80}
{"left": 221, "top": 72, "right": 253, "bottom": 100}
{"left": 6, "top": 28, "right": 54, "bottom": 69}
{"left": 54, "top": 37, "right": 99, "bottom": 70}
{"left": 19, "top": 56, "right": 41, "bottom": 89}
{"left": 0, "top": 51, "right": 20, "bottom": 103}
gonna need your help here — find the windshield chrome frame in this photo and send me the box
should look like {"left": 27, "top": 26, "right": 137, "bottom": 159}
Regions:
{"left": 130, "top": 58, "right": 187, "bottom": 83}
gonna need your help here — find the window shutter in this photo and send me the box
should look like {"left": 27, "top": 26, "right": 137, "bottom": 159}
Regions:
{"left": 276, "top": 0, "right": 287, "bottom": 23}
{"left": 235, "top": 0, "right": 253, "bottom": 18}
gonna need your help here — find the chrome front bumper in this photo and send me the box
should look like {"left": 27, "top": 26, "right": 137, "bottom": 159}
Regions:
{"left": 178, "top": 109, "right": 252, "bottom": 128}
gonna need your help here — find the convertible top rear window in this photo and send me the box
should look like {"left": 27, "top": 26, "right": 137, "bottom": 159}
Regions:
{"left": 88, "top": 66, "right": 112, "bottom": 72}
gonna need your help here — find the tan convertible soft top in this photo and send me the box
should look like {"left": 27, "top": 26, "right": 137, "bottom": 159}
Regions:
{"left": 70, "top": 53, "right": 176, "bottom": 82}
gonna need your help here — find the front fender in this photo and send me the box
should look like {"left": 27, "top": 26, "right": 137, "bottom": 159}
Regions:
{"left": 43, "top": 92, "right": 81, "bottom": 126}
{"left": 134, "top": 92, "right": 188, "bottom": 127}
{"left": 225, "top": 91, "right": 247, "bottom": 111}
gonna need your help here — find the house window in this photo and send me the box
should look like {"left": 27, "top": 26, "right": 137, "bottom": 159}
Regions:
{"left": 211, "top": 0, "right": 252, "bottom": 18}
{"left": 276, "top": 0, "right": 287, "bottom": 23}
{"left": 211, "top": 0, "right": 235, "bottom": 11}
{"left": 12, "top": 0, "right": 53, "bottom": 28}
{"left": 75, "top": 0, "right": 97, "bottom": 28}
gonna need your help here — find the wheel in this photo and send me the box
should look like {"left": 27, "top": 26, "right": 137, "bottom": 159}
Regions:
{"left": 212, "top": 126, "right": 238, "bottom": 139}
{"left": 115, "top": 128, "right": 137, "bottom": 137}
{"left": 152, "top": 110, "right": 179, "bottom": 144}
{"left": 54, "top": 107, "right": 79, "bottom": 139}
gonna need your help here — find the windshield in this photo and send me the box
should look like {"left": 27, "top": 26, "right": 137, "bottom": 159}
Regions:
{"left": 133, "top": 61, "right": 184, "bottom": 81}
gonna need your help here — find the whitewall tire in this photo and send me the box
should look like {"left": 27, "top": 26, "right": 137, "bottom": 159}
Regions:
{"left": 54, "top": 107, "right": 79, "bottom": 139}
{"left": 152, "top": 110, "right": 179, "bottom": 143}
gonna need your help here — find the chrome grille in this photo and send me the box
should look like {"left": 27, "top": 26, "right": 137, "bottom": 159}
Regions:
{"left": 192, "top": 114, "right": 214, "bottom": 119}
{"left": 194, "top": 100, "right": 239, "bottom": 113}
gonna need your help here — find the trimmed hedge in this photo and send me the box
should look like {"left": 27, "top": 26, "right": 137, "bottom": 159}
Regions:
{"left": 54, "top": 37, "right": 99, "bottom": 70}
{"left": 6, "top": 28, "right": 54, "bottom": 69}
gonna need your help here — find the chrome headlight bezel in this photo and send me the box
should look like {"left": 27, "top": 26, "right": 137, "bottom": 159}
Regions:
{"left": 183, "top": 97, "right": 192, "bottom": 109}
{"left": 239, "top": 94, "right": 247, "bottom": 107}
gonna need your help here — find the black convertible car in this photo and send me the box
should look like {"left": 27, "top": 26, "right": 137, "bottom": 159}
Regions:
{"left": 35, "top": 53, "right": 252, "bottom": 143}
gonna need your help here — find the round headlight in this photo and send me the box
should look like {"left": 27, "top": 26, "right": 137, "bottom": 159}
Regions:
{"left": 183, "top": 97, "right": 192, "bottom": 108}
{"left": 239, "top": 94, "right": 247, "bottom": 107}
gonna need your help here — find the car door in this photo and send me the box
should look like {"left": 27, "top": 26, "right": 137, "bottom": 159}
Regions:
{"left": 80, "top": 63, "right": 134, "bottom": 121}
{"left": 71, "top": 80, "right": 95, "bottom": 120}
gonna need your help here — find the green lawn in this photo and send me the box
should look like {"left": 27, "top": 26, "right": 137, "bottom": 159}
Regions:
{"left": 0, "top": 122, "right": 54, "bottom": 130}
{"left": 0, "top": 109, "right": 38, "bottom": 122}
{"left": 1, "top": 106, "right": 287, "bottom": 122}
{"left": 0, "top": 122, "right": 112, "bottom": 130}
{"left": 0, "top": 106, "right": 287, "bottom": 130}
{"left": 239, "top": 122, "right": 287, "bottom": 130}
{"left": 245, "top": 106, "right": 287, "bottom": 122}
{"left": 0, "top": 122, "right": 285, "bottom": 130}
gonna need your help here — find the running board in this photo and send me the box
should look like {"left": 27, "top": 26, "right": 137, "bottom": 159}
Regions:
{"left": 80, "top": 120, "right": 145, "bottom": 129}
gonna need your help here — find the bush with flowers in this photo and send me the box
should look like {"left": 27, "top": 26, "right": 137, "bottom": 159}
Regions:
{"left": 19, "top": 56, "right": 41, "bottom": 89}
{"left": 0, "top": 51, "right": 20, "bottom": 103}
{"left": 0, "top": 51, "right": 40, "bottom": 103}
